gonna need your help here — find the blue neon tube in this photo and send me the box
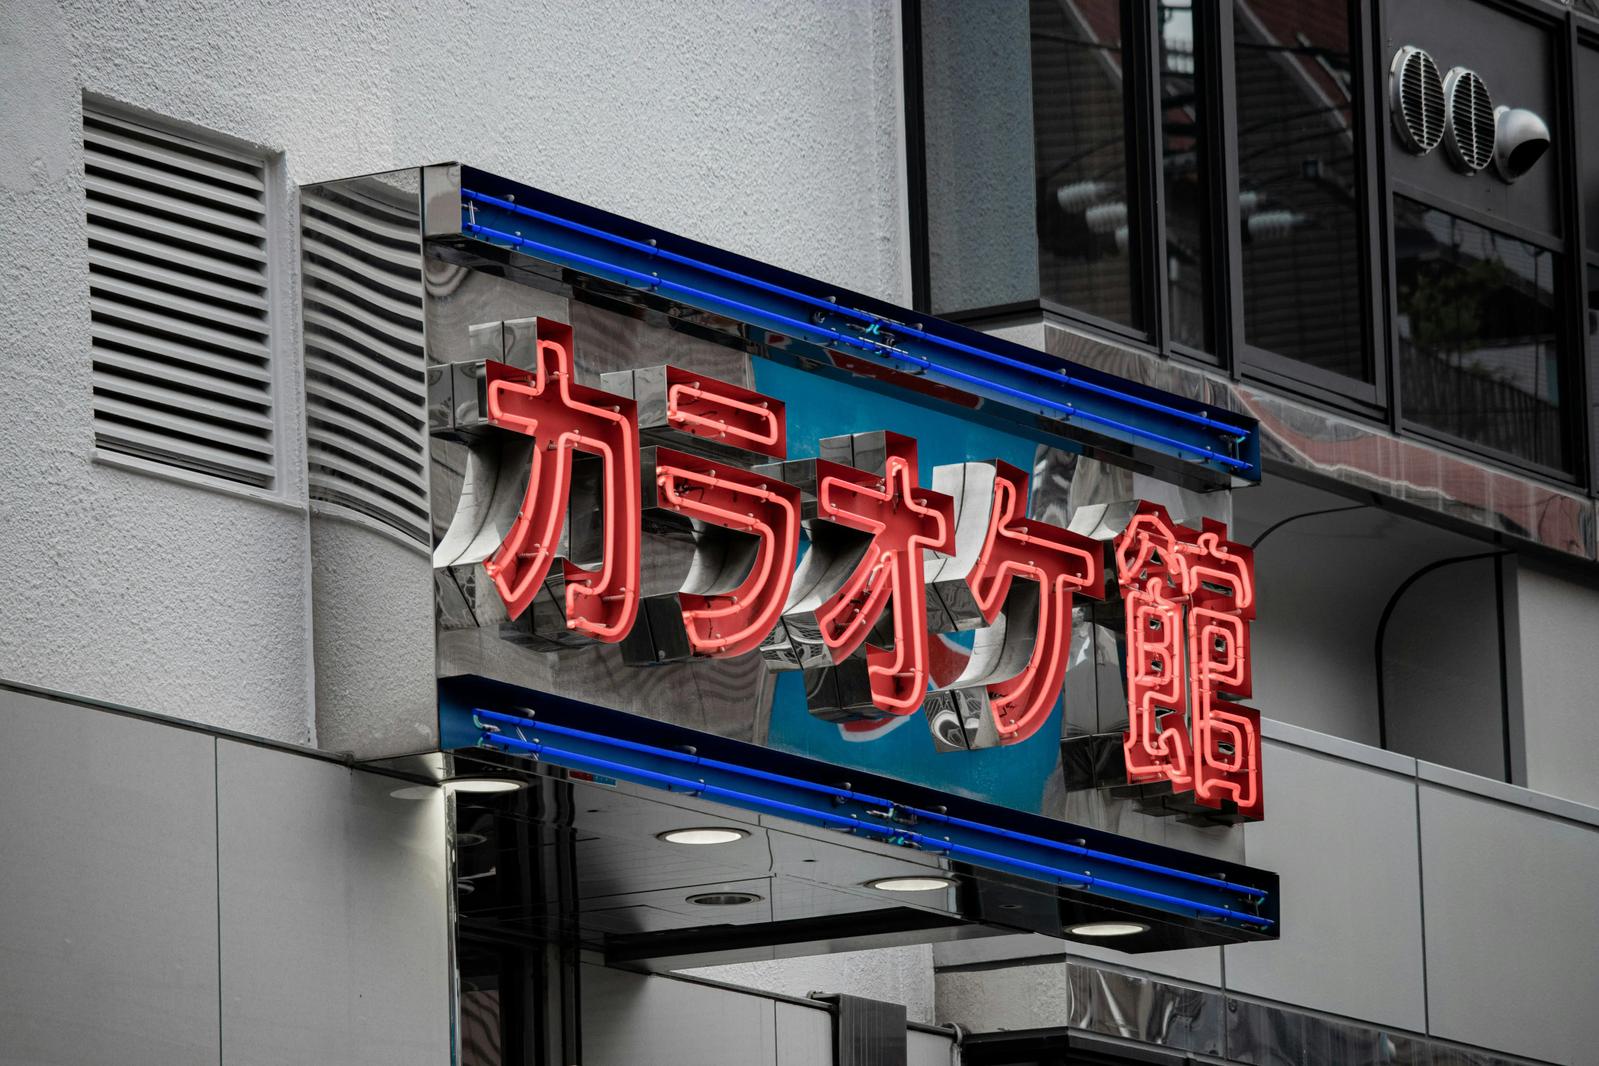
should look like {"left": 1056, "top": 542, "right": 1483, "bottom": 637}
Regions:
{"left": 474, "top": 708, "right": 896, "bottom": 809}
{"left": 472, "top": 707, "right": 1265, "bottom": 901}
{"left": 478, "top": 730, "right": 1270, "bottom": 928}
{"left": 459, "top": 219, "right": 1251, "bottom": 473}
{"left": 460, "top": 188, "right": 1250, "bottom": 441}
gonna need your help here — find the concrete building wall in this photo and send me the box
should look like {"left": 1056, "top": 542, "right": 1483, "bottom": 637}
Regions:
{"left": 0, "top": 0, "right": 908, "bottom": 746}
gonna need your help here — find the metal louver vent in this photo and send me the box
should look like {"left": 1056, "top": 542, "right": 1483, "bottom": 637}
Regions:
{"left": 84, "top": 107, "right": 277, "bottom": 487}
{"left": 1443, "top": 66, "right": 1495, "bottom": 173}
{"left": 300, "top": 181, "right": 430, "bottom": 544}
{"left": 1390, "top": 46, "right": 1445, "bottom": 154}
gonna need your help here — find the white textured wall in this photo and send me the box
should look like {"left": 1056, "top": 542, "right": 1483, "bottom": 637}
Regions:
{"left": 0, "top": 0, "right": 908, "bottom": 743}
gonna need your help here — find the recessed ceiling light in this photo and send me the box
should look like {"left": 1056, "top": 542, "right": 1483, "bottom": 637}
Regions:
{"left": 455, "top": 832, "right": 488, "bottom": 848}
{"left": 388, "top": 784, "right": 436, "bottom": 801}
{"left": 442, "top": 777, "right": 524, "bottom": 795}
{"left": 658, "top": 827, "right": 750, "bottom": 846}
{"left": 687, "top": 891, "right": 763, "bottom": 906}
{"left": 1066, "top": 921, "right": 1148, "bottom": 938}
{"left": 867, "top": 876, "right": 956, "bottom": 892}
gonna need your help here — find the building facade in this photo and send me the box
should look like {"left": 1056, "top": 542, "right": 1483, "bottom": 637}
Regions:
{"left": 0, "top": 1, "right": 1596, "bottom": 1065}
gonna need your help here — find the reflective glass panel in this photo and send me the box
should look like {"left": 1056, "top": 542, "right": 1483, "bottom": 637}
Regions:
{"left": 1580, "top": 45, "right": 1599, "bottom": 254}
{"left": 1395, "top": 198, "right": 1567, "bottom": 470}
{"left": 922, "top": 0, "right": 1041, "bottom": 313}
{"left": 1160, "top": 0, "right": 1211, "bottom": 350}
{"left": 1233, "top": 0, "right": 1367, "bottom": 380}
{"left": 1030, "top": 0, "right": 1142, "bottom": 329}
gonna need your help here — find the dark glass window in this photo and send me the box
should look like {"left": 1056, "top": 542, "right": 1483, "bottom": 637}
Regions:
{"left": 1232, "top": 0, "right": 1367, "bottom": 381}
{"left": 1030, "top": 0, "right": 1142, "bottom": 329}
{"left": 1580, "top": 45, "right": 1599, "bottom": 255}
{"left": 1395, "top": 198, "right": 1567, "bottom": 470}
{"left": 1160, "top": 0, "right": 1211, "bottom": 350}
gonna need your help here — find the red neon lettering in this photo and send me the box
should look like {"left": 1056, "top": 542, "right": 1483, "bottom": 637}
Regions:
{"left": 653, "top": 447, "right": 801, "bottom": 658}
{"left": 965, "top": 462, "right": 1104, "bottom": 744}
{"left": 1115, "top": 503, "right": 1262, "bottom": 820}
{"left": 482, "top": 318, "right": 641, "bottom": 641}
{"left": 813, "top": 433, "right": 955, "bottom": 714}
{"left": 664, "top": 365, "right": 787, "bottom": 458}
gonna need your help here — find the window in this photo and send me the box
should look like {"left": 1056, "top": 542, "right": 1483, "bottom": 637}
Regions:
{"left": 1030, "top": 0, "right": 1142, "bottom": 331}
{"left": 1160, "top": 0, "right": 1213, "bottom": 351}
{"left": 1394, "top": 199, "right": 1568, "bottom": 471}
{"left": 1232, "top": 0, "right": 1369, "bottom": 384}
{"left": 83, "top": 102, "right": 279, "bottom": 488}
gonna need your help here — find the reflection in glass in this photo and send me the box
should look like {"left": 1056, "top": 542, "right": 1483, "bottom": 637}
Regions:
{"left": 1395, "top": 198, "right": 1567, "bottom": 470}
{"left": 1030, "top": 0, "right": 1141, "bottom": 329}
{"left": 1579, "top": 45, "right": 1599, "bottom": 254}
{"left": 1160, "top": 0, "right": 1210, "bottom": 350}
{"left": 1588, "top": 265, "right": 1598, "bottom": 463}
{"left": 1233, "top": 0, "right": 1366, "bottom": 379}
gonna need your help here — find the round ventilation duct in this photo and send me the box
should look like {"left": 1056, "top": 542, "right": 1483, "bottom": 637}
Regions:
{"left": 1492, "top": 106, "right": 1550, "bottom": 183}
{"left": 1390, "top": 46, "right": 1445, "bottom": 154}
{"left": 1443, "top": 67, "right": 1495, "bottom": 173}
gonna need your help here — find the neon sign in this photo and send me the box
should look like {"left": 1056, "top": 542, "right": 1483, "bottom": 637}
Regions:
{"left": 435, "top": 317, "right": 1264, "bottom": 820}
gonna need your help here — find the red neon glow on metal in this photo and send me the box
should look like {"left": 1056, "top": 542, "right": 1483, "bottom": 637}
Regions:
{"left": 664, "top": 366, "right": 787, "bottom": 458}
{"left": 482, "top": 318, "right": 641, "bottom": 640}
{"left": 813, "top": 433, "right": 955, "bottom": 714}
{"left": 966, "top": 462, "right": 1104, "bottom": 745}
{"left": 1114, "top": 503, "right": 1262, "bottom": 819}
{"left": 654, "top": 447, "right": 802, "bottom": 658}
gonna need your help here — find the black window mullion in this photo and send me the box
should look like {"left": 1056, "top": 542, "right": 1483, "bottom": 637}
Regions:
{"left": 1358, "top": 0, "right": 1395, "bottom": 424}
{"left": 1213, "top": 0, "right": 1245, "bottom": 379}
{"left": 1126, "top": 0, "right": 1166, "bottom": 352}
{"left": 901, "top": 0, "right": 932, "bottom": 316}
{"left": 1561, "top": 15, "right": 1596, "bottom": 492}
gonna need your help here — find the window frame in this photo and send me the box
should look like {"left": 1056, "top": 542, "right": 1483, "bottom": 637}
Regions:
{"left": 1228, "top": 0, "right": 1388, "bottom": 414}
{"left": 904, "top": 0, "right": 1599, "bottom": 493}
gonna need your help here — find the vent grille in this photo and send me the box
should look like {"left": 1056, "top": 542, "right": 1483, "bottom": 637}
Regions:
{"left": 84, "top": 107, "right": 276, "bottom": 487}
{"left": 1444, "top": 67, "right": 1495, "bottom": 173}
{"left": 300, "top": 181, "right": 430, "bottom": 544}
{"left": 1390, "top": 46, "right": 1445, "bottom": 155}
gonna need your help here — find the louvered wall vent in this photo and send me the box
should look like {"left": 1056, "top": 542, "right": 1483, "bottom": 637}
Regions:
{"left": 1443, "top": 67, "right": 1496, "bottom": 173}
{"left": 84, "top": 106, "right": 277, "bottom": 487}
{"left": 300, "top": 180, "right": 430, "bottom": 544}
{"left": 1390, "top": 46, "right": 1445, "bottom": 155}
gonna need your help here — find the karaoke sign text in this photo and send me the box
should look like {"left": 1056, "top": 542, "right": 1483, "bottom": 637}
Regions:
{"left": 436, "top": 318, "right": 1263, "bottom": 821}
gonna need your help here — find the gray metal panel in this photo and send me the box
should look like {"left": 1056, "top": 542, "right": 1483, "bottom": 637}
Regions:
{"left": 215, "top": 739, "right": 450, "bottom": 1066}
{"left": 1419, "top": 781, "right": 1599, "bottom": 1065}
{"left": 907, "top": 1029, "right": 953, "bottom": 1066}
{"left": 0, "top": 690, "right": 220, "bottom": 1066}
{"left": 580, "top": 964, "right": 778, "bottom": 1065}
{"left": 777, "top": 1001, "right": 834, "bottom": 1066}
{"left": 1227, "top": 741, "right": 1427, "bottom": 1031}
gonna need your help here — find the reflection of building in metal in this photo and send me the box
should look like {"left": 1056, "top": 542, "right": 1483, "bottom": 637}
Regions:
{"left": 300, "top": 177, "right": 431, "bottom": 543}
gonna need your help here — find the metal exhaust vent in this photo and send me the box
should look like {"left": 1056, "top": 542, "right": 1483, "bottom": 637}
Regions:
{"left": 1443, "top": 66, "right": 1495, "bottom": 173}
{"left": 1390, "top": 46, "right": 1445, "bottom": 154}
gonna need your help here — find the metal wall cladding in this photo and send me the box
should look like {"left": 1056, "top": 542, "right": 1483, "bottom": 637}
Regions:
{"left": 580, "top": 964, "right": 779, "bottom": 1065}
{"left": 1044, "top": 323, "right": 1599, "bottom": 565}
{"left": 0, "top": 690, "right": 221, "bottom": 1066}
{"left": 215, "top": 738, "right": 451, "bottom": 1066}
{"left": 1228, "top": 741, "right": 1428, "bottom": 1032}
{"left": 1417, "top": 779, "right": 1599, "bottom": 1066}
{"left": 0, "top": 689, "right": 454, "bottom": 1066}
